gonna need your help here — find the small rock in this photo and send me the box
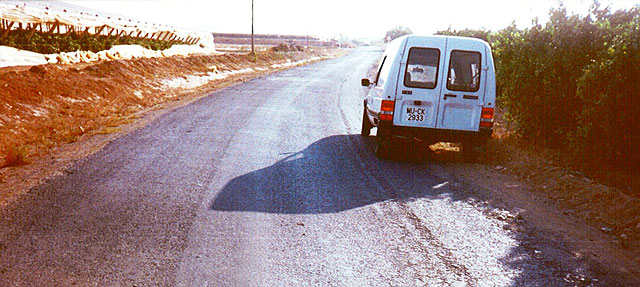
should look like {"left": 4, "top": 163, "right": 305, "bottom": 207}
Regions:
{"left": 28, "top": 65, "right": 47, "bottom": 75}
{"left": 494, "top": 165, "right": 504, "bottom": 171}
{"left": 620, "top": 233, "right": 629, "bottom": 247}
{"left": 601, "top": 227, "right": 613, "bottom": 234}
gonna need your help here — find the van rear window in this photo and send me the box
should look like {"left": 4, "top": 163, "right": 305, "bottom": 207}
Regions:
{"left": 404, "top": 48, "right": 440, "bottom": 89}
{"left": 447, "top": 50, "right": 481, "bottom": 92}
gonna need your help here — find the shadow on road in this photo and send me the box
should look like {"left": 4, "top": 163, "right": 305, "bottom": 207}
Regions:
{"left": 210, "top": 134, "right": 468, "bottom": 214}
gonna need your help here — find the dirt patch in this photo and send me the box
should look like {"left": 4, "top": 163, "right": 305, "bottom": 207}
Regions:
{"left": 482, "top": 134, "right": 640, "bottom": 248}
{"left": 474, "top": 108, "right": 639, "bottom": 247}
{"left": 0, "top": 48, "right": 343, "bottom": 207}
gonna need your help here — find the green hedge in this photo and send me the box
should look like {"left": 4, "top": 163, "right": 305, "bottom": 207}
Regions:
{"left": 0, "top": 29, "right": 178, "bottom": 54}
{"left": 437, "top": 5, "right": 640, "bottom": 169}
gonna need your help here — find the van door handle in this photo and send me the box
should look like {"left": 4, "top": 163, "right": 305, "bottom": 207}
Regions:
{"left": 444, "top": 94, "right": 457, "bottom": 100}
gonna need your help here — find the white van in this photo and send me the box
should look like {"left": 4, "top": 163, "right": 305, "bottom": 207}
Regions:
{"left": 361, "top": 35, "right": 496, "bottom": 161}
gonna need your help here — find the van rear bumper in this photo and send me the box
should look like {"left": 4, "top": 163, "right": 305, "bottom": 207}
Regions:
{"left": 377, "top": 121, "right": 492, "bottom": 144}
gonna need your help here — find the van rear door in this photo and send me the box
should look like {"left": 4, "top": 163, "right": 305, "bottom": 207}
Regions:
{"left": 393, "top": 37, "right": 446, "bottom": 129}
{"left": 436, "top": 38, "right": 486, "bottom": 132}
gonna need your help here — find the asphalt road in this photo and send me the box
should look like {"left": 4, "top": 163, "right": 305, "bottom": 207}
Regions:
{"left": 0, "top": 48, "right": 599, "bottom": 286}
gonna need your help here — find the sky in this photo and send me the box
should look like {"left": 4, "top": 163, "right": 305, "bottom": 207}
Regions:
{"left": 60, "top": 0, "right": 640, "bottom": 39}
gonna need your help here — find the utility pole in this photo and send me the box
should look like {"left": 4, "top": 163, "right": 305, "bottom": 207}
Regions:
{"left": 251, "top": 0, "right": 255, "bottom": 55}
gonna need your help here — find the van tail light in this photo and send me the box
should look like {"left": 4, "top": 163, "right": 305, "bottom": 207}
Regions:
{"left": 380, "top": 100, "right": 395, "bottom": 121}
{"left": 381, "top": 100, "right": 395, "bottom": 111}
{"left": 480, "top": 107, "right": 494, "bottom": 128}
{"left": 481, "top": 107, "right": 494, "bottom": 119}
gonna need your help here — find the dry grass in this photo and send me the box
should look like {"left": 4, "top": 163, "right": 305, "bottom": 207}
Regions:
{"left": 105, "top": 116, "right": 135, "bottom": 128}
{"left": 1, "top": 146, "right": 28, "bottom": 168}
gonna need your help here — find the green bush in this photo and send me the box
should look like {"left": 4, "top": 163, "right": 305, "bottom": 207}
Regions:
{"left": 384, "top": 26, "right": 413, "bottom": 42}
{"left": 575, "top": 8, "right": 640, "bottom": 167}
{"left": 492, "top": 8, "right": 603, "bottom": 146}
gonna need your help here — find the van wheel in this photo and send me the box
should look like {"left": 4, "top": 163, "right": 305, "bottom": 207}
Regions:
{"left": 462, "top": 143, "right": 481, "bottom": 163}
{"left": 361, "top": 106, "right": 373, "bottom": 136}
{"left": 375, "top": 139, "right": 392, "bottom": 159}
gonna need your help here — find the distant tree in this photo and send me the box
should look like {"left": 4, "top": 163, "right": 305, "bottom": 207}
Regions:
{"left": 384, "top": 26, "right": 412, "bottom": 42}
{"left": 435, "top": 27, "right": 490, "bottom": 42}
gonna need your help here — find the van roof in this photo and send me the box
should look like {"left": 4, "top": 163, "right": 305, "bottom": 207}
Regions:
{"left": 394, "top": 34, "right": 489, "bottom": 46}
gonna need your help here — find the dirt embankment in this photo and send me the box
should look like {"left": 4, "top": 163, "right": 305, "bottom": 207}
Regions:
{"left": 483, "top": 135, "right": 640, "bottom": 250}
{"left": 0, "top": 48, "right": 340, "bottom": 205}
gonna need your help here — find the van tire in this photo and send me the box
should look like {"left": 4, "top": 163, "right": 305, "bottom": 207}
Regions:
{"left": 375, "top": 139, "right": 392, "bottom": 159}
{"left": 375, "top": 125, "right": 393, "bottom": 159}
{"left": 361, "top": 106, "right": 372, "bottom": 136}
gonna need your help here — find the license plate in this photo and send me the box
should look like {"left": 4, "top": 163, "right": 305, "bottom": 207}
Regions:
{"left": 405, "top": 106, "right": 426, "bottom": 121}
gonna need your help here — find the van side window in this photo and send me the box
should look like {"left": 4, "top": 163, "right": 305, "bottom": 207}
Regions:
{"left": 447, "top": 50, "right": 481, "bottom": 92}
{"left": 374, "top": 56, "right": 387, "bottom": 85}
{"left": 404, "top": 48, "right": 440, "bottom": 89}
